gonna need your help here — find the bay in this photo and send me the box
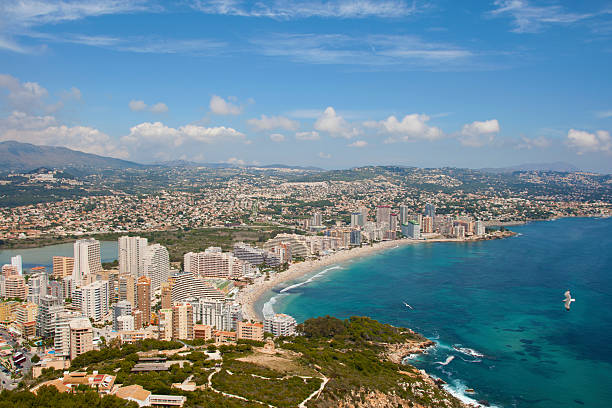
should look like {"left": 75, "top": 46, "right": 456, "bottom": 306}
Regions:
{"left": 260, "top": 217, "right": 612, "bottom": 407}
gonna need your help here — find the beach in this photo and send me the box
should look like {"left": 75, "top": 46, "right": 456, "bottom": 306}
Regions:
{"left": 236, "top": 235, "right": 504, "bottom": 321}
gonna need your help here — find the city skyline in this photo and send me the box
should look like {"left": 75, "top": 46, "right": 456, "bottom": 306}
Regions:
{"left": 1, "top": 1, "right": 612, "bottom": 172}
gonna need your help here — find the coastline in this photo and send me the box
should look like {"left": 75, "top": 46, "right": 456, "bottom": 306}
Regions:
{"left": 237, "top": 232, "right": 515, "bottom": 321}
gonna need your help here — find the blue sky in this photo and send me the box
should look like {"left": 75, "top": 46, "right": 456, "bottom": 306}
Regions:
{"left": 1, "top": 0, "right": 611, "bottom": 172}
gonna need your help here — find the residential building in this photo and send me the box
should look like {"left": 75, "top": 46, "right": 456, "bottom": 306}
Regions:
{"left": 113, "top": 300, "right": 132, "bottom": 330}
{"left": 184, "top": 248, "right": 251, "bottom": 279}
{"left": 118, "top": 274, "right": 136, "bottom": 307}
{"left": 424, "top": 202, "right": 436, "bottom": 219}
{"left": 475, "top": 220, "right": 486, "bottom": 236}
{"left": 54, "top": 310, "right": 82, "bottom": 359}
{"left": 143, "top": 244, "right": 170, "bottom": 291}
{"left": 237, "top": 321, "right": 264, "bottom": 341}
{"left": 350, "top": 229, "right": 361, "bottom": 246}
{"left": 118, "top": 236, "right": 148, "bottom": 278}
{"left": 15, "top": 302, "right": 37, "bottom": 338}
{"left": 422, "top": 216, "right": 433, "bottom": 234}
{"left": 73, "top": 238, "right": 102, "bottom": 289}
{"left": 116, "top": 315, "right": 135, "bottom": 331}
{"left": 161, "top": 282, "right": 173, "bottom": 309}
{"left": 170, "top": 272, "right": 224, "bottom": 303}
{"left": 172, "top": 302, "right": 194, "bottom": 340}
{"left": 28, "top": 271, "right": 48, "bottom": 304}
{"left": 69, "top": 317, "right": 94, "bottom": 360}
{"left": 188, "top": 297, "right": 241, "bottom": 332}
{"left": 311, "top": 212, "right": 322, "bottom": 227}
{"left": 80, "top": 280, "right": 110, "bottom": 322}
{"left": 52, "top": 256, "right": 74, "bottom": 279}
{"left": 159, "top": 308, "right": 173, "bottom": 341}
{"left": 4, "top": 275, "right": 28, "bottom": 299}
{"left": 194, "top": 324, "right": 212, "bottom": 341}
{"left": 264, "top": 314, "right": 297, "bottom": 337}
{"left": 36, "top": 295, "right": 62, "bottom": 338}
{"left": 401, "top": 220, "right": 421, "bottom": 240}
{"left": 136, "top": 276, "right": 151, "bottom": 327}
{"left": 11, "top": 255, "right": 22, "bottom": 275}
{"left": 376, "top": 205, "right": 391, "bottom": 227}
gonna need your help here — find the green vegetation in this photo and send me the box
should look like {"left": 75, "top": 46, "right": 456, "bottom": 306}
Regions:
{"left": 0, "top": 386, "right": 137, "bottom": 408}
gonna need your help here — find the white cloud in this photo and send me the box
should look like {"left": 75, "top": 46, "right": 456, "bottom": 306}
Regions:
{"left": 318, "top": 152, "right": 331, "bottom": 159}
{"left": 366, "top": 113, "right": 443, "bottom": 143}
{"left": 61, "top": 87, "right": 82, "bottom": 101}
{"left": 0, "top": 73, "right": 49, "bottom": 111}
{"left": 129, "top": 100, "right": 169, "bottom": 114}
{"left": 566, "top": 129, "right": 611, "bottom": 154}
{"left": 225, "top": 157, "right": 246, "bottom": 166}
{"left": 596, "top": 110, "right": 612, "bottom": 118}
{"left": 314, "top": 107, "right": 360, "bottom": 139}
{"left": 0, "top": 110, "right": 127, "bottom": 158}
{"left": 150, "top": 102, "right": 168, "bottom": 113}
{"left": 210, "top": 95, "right": 242, "bottom": 115}
{"left": 348, "top": 140, "right": 368, "bottom": 148}
{"left": 192, "top": 0, "right": 418, "bottom": 19}
{"left": 248, "top": 114, "right": 299, "bottom": 131}
{"left": 489, "top": 0, "right": 594, "bottom": 33}
{"left": 121, "top": 121, "right": 245, "bottom": 147}
{"left": 459, "top": 119, "right": 500, "bottom": 147}
{"left": 517, "top": 135, "right": 551, "bottom": 149}
{"left": 295, "top": 131, "right": 320, "bottom": 141}
{"left": 129, "top": 100, "right": 147, "bottom": 111}
{"left": 251, "top": 34, "right": 476, "bottom": 70}
{"left": 269, "top": 133, "right": 285, "bottom": 142}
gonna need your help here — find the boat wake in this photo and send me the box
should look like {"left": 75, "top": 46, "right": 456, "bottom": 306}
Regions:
{"left": 279, "top": 266, "right": 341, "bottom": 293}
{"left": 453, "top": 345, "right": 485, "bottom": 358}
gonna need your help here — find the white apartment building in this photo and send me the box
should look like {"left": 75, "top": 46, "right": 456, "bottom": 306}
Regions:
{"left": 264, "top": 313, "right": 297, "bottom": 337}
{"left": 143, "top": 243, "right": 170, "bottom": 291}
{"left": 184, "top": 248, "right": 251, "bottom": 279}
{"left": 73, "top": 238, "right": 102, "bottom": 289}
{"left": 80, "top": 280, "right": 110, "bottom": 322}
{"left": 119, "top": 236, "right": 148, "bottom": 278}
{"left": 170, "top": 272, "right": 225, "bottom": 303}
{"left": 116, "top": 314, "right": 135, "bottom": 331}
{"left": 54, "top": 310, "right": 83, "bottom": 359}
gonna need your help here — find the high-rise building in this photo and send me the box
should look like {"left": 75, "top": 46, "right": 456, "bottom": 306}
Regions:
{"left": 399, "top": 205, "right": 410, "bottom": 225}
{"left": 15, "top": 302, "right": 37, "bottom": 338}
{"left": 350, "top": 213, "right": 363, "bottom": 228}
{"left": 54, "top": 310, "right": 82, "bottom": 359}
{"left": 376, "top": 206, "right": 391, "bottom": 227}
{"left": 389, "top": 213, "right": 398, "bottom": 231}
{"left": 80, "top": 280, "right": 109, "bottom": 322}
{"left": 118, "top": 274, "right": 136, "bottom": 307}
{"left": 172, "top": 302, "right": 194, "bottom": 340}
{"left": 170, "top": 273, "right": 224, "bottom": 303}
{"left": 422, "top": 216, "right": 434, "bottom": 234}
{"left": 264, "top": 313, "right": 297, "bottom": 337}
{"left": 4, "top": 275, "right": 28, "bottom": 299}
{"left": 113, "top": 300, "right": 132, "bottom": 330}
{"left": 136, "top": 276, "right": 151, "bottom": 327}
{"left": 161, "top": 282, "right": 173, "bottom": 309}
{"left": 401, "top": 220, "right": 421, "bottom": 240}
{"left": 188, "top": 297, "right": 241, "bottom": 332}
{"left": 159, "top": 308, "right": 173, "bottom": 341}
{"left": 184, "top": 248, "right": 251, "bottom": 279}
{"left": 311, "top": 212, "right": 322, "bottom": 227}
{"left": 118, "top": 236, "right": 148, "bottom": 278}
{"left": 143, "top": 244, "right": 170, "bottom": 291}
{"left": 36, "top": 295, "right": 62, "bottom": 338}
{"left": 52, "top": 256, "right": 74, "bottom": 279}
{"left": 475, "top": 220, "right": 486, "bottom": 236}
{"left": 116, "top": 315, "right": 135, "bottom": 331}
{"left": 424, "top": 203, "right": 436, "bottom": 219}
{"left": 69, "top": 317, "right": 93, "bottom": 360}
{"left": 1, "top": 264, "right": 18, "bottom": 277}
{"left": 350, "top": 230, "right": 361, "bottom": 246}
{"left": 11, "top": 255, "right": 22, "bottom": 275}
{"left": 358, "top": 206, "right": 369, "bottom": 223}
{"left": 73, "top": 239, "right": 102, "bottom": 289}
{"left": 27, "top": 271, "right": 48, "bottom": 304}
{"left": 132, "top": 309, "right": 143, "bottom": 330}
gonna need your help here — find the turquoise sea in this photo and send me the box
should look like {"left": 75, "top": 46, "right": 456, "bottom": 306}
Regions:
{"left": 0, "top": 241, "right": 118, "bottom": 272}
{"left": 258, "top": 217, "right": 612, "bottom": 407}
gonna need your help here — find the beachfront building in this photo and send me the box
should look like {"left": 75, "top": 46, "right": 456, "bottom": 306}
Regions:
{"left": 184, "top": 248, "right": 251, "bottom": 279}
{"left": 264, "top": 313, "right": 297, "bottom": 337}
{"left": 187, "top": 297, "right": 241, "bottom": 332}
{"left": 263, "top": 234, "right": 310, "bottom": 259}
{"left": 233, "top": 242, "right": 281, "bottom": 267}
{"left": 424, "top": 202, "right": 436, "bottom": 219}
{"left": 170, "top": 272, "right": 225, "bottom": 303}
{"left": 73, "top": 238, "right": 102, "bottom": 289}
{"left": 376, "top": 205, "right": 391, "bottom": 228}
{"left": 118, "top": 236, "right": 148, "bottom": 278}
{"left": 475, "top": 220, "right": 486, "bottom": 236}
{"left": 401, "top": 220, "right": 421, "bottom": 240}
{"left": 422, "top": 216, "right": 434, "bottom": 234}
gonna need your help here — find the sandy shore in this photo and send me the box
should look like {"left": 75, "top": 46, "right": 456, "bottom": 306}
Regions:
{"left": 237, "top": 236, "right": 483, "bottom": 321}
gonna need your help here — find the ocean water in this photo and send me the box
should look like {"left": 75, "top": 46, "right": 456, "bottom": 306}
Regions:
{"left": 259, "top": 217, "right": 612, "bottom": 407}
{"left": 0, "top": 241, "right": 118, "bottom": 272}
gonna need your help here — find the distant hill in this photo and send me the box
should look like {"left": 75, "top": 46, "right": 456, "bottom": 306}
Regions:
{"left": 481, "top": 162, "right": 580, "bottom": 173}
{"left": 0, "top": 140, "right": 142, "bottom": 172}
